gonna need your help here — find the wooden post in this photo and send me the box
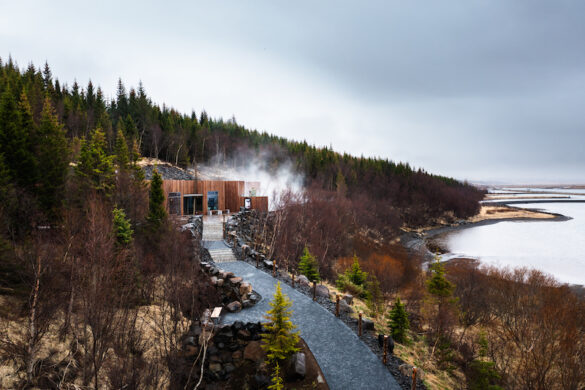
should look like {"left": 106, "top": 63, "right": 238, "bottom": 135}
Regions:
{"left": 411, "top": 367, "right": 417, "bottom": 390}
{"left": 312, "top": 281, "right": 316, "bottom": 301}
{"left": 336, "top": 295, "right": 340, "bottom": 317}
{"left": 358, "top": 312, "right": 362, "bottom": 336}
{"left": 383, "top": 335, "right": 388, "bottom": 364}
{"left": 272, "top": 259, "right": 276, "bottom": 277}
{"left": 292, "top": 273, "right": 295, "bottom": 288}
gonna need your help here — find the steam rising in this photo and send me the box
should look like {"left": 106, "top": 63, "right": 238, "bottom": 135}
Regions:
{"left": 194, "top": 151, "right": 304, "bottom": 210}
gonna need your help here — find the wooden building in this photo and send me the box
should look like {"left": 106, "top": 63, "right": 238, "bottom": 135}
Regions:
{"left": 159, "top": 180, "right": 268, "bottom": 215}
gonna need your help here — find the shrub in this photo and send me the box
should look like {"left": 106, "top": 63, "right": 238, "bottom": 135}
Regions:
{"left": 388, "top": 296, "right": 409, "bottom": 343}
{"left": 298, "top": 246, "right": 320, "bottom": 282}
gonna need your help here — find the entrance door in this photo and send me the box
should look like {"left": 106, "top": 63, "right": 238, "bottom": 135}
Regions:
{"left": 195, "top": 195, "right": 203, "bottom": 213}
{"left": 207, "top": 191, "right": 219, "bottom": 211}
{"left": 183, "top": 196, "right": 195, "bottom": 215}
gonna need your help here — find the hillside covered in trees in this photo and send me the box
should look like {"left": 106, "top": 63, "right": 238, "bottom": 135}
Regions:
{"left": 0, "top": 57, "right": 483, "bottom": 232}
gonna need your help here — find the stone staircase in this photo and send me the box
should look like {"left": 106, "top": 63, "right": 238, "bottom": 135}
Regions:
{"left": 203, "top": 216, "right": 237, "bottom": 263}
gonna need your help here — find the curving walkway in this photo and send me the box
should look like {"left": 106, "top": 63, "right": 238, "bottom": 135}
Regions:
{"left": 219, "top": 261, "right": 401, "bottom": 390}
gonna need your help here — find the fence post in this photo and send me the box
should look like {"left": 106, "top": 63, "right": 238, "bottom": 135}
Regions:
{"left": 312, "top": 281, "right": 316, "bottom": 301}
{"left": 272, "top": 260, "right": 276, "bottom": 277}
{"left": 358, "top": 312, "right": 362, "bottom": 336}
{"left": 411, "top": 367, "right": 417, "bottom": 390}
{"left": 336, "top": 295, "right": 340, "bottom": 317}
{"left": 292, "top": 273, "right": 295, "bottom": 288}
{"left": 383, "top": 335, "right": 388, "bottom": 364}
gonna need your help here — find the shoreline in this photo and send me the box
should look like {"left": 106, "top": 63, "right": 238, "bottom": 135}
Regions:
{"left": 400, "top": 204, "right": 570, "bottom": 263}
{"left": 400, "top": 202, "right": 585, "bottom": 292}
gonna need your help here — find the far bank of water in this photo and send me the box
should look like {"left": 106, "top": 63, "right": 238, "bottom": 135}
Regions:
{"left": 440, "top": 202, "right": 585, "bottom": 286}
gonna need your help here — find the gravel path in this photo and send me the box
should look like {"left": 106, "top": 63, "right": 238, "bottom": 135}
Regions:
{"left": 219, "top": 261, "right": 401, "bottom": 390}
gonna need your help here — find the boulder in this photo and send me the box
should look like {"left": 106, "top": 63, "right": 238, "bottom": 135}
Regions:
{"left": 210, "top": 276, "right": 218, "bottom": 286}
{"left": 315, "top": 285, "right": 329, "bottom": 298}
{"left": 242, "top": 300, "right": 253, "bottom": 308}
{"left": 286, "top": 352, "right": 306, "bottom": 380}
{"left": 243, "top": 340, "right": 265, "bottom": 361}
{"left": 237, "top": 329, "right": 251, "bottom": 340}
{"left": 297, "top": 275, "right": 310, "bottom": 286}
{"left": 223, "top": 363, "right": 235, "bottom": 374}
{"left": 399, "top": 364, "right": 425, "bottom": 380}
{"left": 339, "top": 299, "right": 353, "bottom": 313}
{"left": 231, "top": 321, "right": 244, "bottom": 331}
{"left": 254, "top": 374, "right": 270, "bottom": 388}
{"left": 263, "top": 260, "right": 273, "bottom": 269}
{"left": 229, "top": 277, "right": 243, "bottom": 285}
{"left": 217, "top": 278, "right": 224, "bottom": 287}
{"left": 183, "top": 336, "right": 196, "bottom": 346}
{"left": 362, "top": 318, "right": 375, "bottom": 331}
{"left": 249, "top": 291, "right": 261, "bottom": 303}
{"left": 342, "top": 294, "right": 353, "bottom": 305}
{"left": 209, "top": 363, "right": 222, "bottom": 373}
{"left": 239, "top": 282, "right": 252, "bottom": 296}
{"left": 221, "top": 271, "right": 235, "bottom": 279}
{"left": 226, "top": 301, "right": 242, "bottom": 313}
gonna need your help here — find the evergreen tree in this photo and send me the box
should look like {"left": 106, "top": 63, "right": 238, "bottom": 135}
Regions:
{"left": 268, "top": 362, "right": 284, "bottom": 390}
{"left": 76, "top": 128, "right": 115, "bottom": 194}
{"left": 427, "top": 255, "right": 454, "bottom": 298}
{"left": 0, "top": 88, "right": 36, "bottom": 188}
{"left": 298, "top": 246, "right": 320, "bottom": 282}
{"left": 261, "top": 282, "right": 300, "bottom": 363}
{"left": 146, "top": 168, "right": 166, "bottom": 228}
{"left": 114, "top": 126, "right": 130, "bottom": 169}
{"left": 113, "top": 207, "right": 133, "bottom": 246}
{"left": 366, "top": 275, "right": 384, "bottom": 316}
{"left": 346, "top": 255, "right": 367, "bottom": 286}
{"left": 387, "top": 296, "right": 409, "bottom": 343}
{"left": 36, "top": 97, "right": 69, "bottom": 221}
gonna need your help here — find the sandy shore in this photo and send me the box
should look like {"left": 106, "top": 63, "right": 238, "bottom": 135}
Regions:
{"left": 468, "top": 204, "right": 557, "bottom": 222}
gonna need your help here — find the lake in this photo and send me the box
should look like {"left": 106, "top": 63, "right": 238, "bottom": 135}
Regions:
{"left": 442, "top": 193, "right": 585, "bottom": 286}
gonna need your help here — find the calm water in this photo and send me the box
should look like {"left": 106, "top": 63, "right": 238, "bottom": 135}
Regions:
{"left": 444, "top": 202, "right": 585, "bottom": 285}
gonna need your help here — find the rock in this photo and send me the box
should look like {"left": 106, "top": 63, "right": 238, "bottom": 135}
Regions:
{"left": 287, "top": 352, "right": 306, "bottom": 380}
{"left": 237, "top": 329, "right": 251, "bottom": 340}
{"left": 183, "top": 336, "right": 196, "bottom": 346}
{"left": 254, "top": 374, "right": 270, "bottom": 388}
{"left": 339, "top": 299, "right": 353, "bottom": 313}
{"left": 221, "top": 271, "right": 235, "bottom": 279}
{"left": 189, "top": 324, "right": 202, "bottom": 337}
{"left": 378, "top": 334, "right": 395, "bottom": 354}
{"left": 210, "top": 267, "right": 220, "bottom": 276}
{"left": 244, "top": 341, "right": 265, "bottom": 361}
{"left": 232, "top": 350, "right": 242, "bottom": 360}
{"left": 249, "top": 291, "right": 261, "bottom": 303}
{"left": 297, "top": 275, "right": 310, "bottom": 286}
{"left": 226, "top": 301, "right": 242, "bottom": 313}
{"left": 242, "top": 299, "right": 253, "bottom": 308}
{"left": 184, "top": 344, "right": 198, "bottom": 358}
{"left": 210, "top": 276, "right": 218, "bottom": 285}
{"left": 315, "top": 284, "right": 329, "bottom": 298}
{"left": 224, "top": 363, "right": 235, "bottom": 374}
{"left": 217, "top": 278, "right": 224, "bottom": 287}
{"left": 362, "top": 318, "right": 375, "bottom": 331}
{"left": 399, "top": 364, "right": 425, "bottom": 380}
{"left": 229, "top": 277, "right": 243, "bottom": 285}
{"left": 239, "top": 282, "right": 252, "bottom": 296}
{"left": 220, "top": 351, "right": 233, "bottom": 363}
{"left": 342, "top": 294, "right": 353, "bottom": 305}
{"left": 263, "top": 260, "right": 273, "bottom": 269}
{"left": 209, "top": 363, "right": 222, "bottom": 373}
{"left": 231, "top": 321, "right": 244, "bottom": 331}
{"left": 241, "top": 244, "right": 250, "bottom": 254}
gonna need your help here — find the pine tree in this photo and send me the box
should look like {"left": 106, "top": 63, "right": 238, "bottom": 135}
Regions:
{"left": 346, "top": 255, "right": 367, "bottom": 286}
{"left": 36, "top": 97, "right": 70, "bottom": 221}
{"left": 268, "top": 362, "right": 284, "bottom": 390}
{"left": 427, "top": 255, "right": 454, "bottom": 298}
{"left": 388, "top": 296, "right": 409, "bottom": 343}
{"left": 114, "top": 126, "right": 130, "bottom": 169}
{"left": 298, "top": 246, "right": 320, "bottom": 282}
{"left": 76, "top": 128, "right": 115, "bottom": 194}
{"left": 0, "top": 88, "right": 36, "bottom": 188}
{"left": 146, "top": 168, "right": 166, "bottom": 228}
{"left": 366, "top": 275, "right": 384, "bottom": 316}
{"left": 113, "top": 207, "right": 133, "bottom": 246}
{"left": 261, "top": 282, "right": 300, "bottom": 363}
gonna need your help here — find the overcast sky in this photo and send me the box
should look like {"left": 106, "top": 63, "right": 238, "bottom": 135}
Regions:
{"left": 2, "top": 0, "right": 584, "bottom": 183}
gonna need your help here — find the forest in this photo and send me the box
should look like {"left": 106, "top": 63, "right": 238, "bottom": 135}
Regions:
{"left": 1, "top": 57, "right": 542, "bottom": 389}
